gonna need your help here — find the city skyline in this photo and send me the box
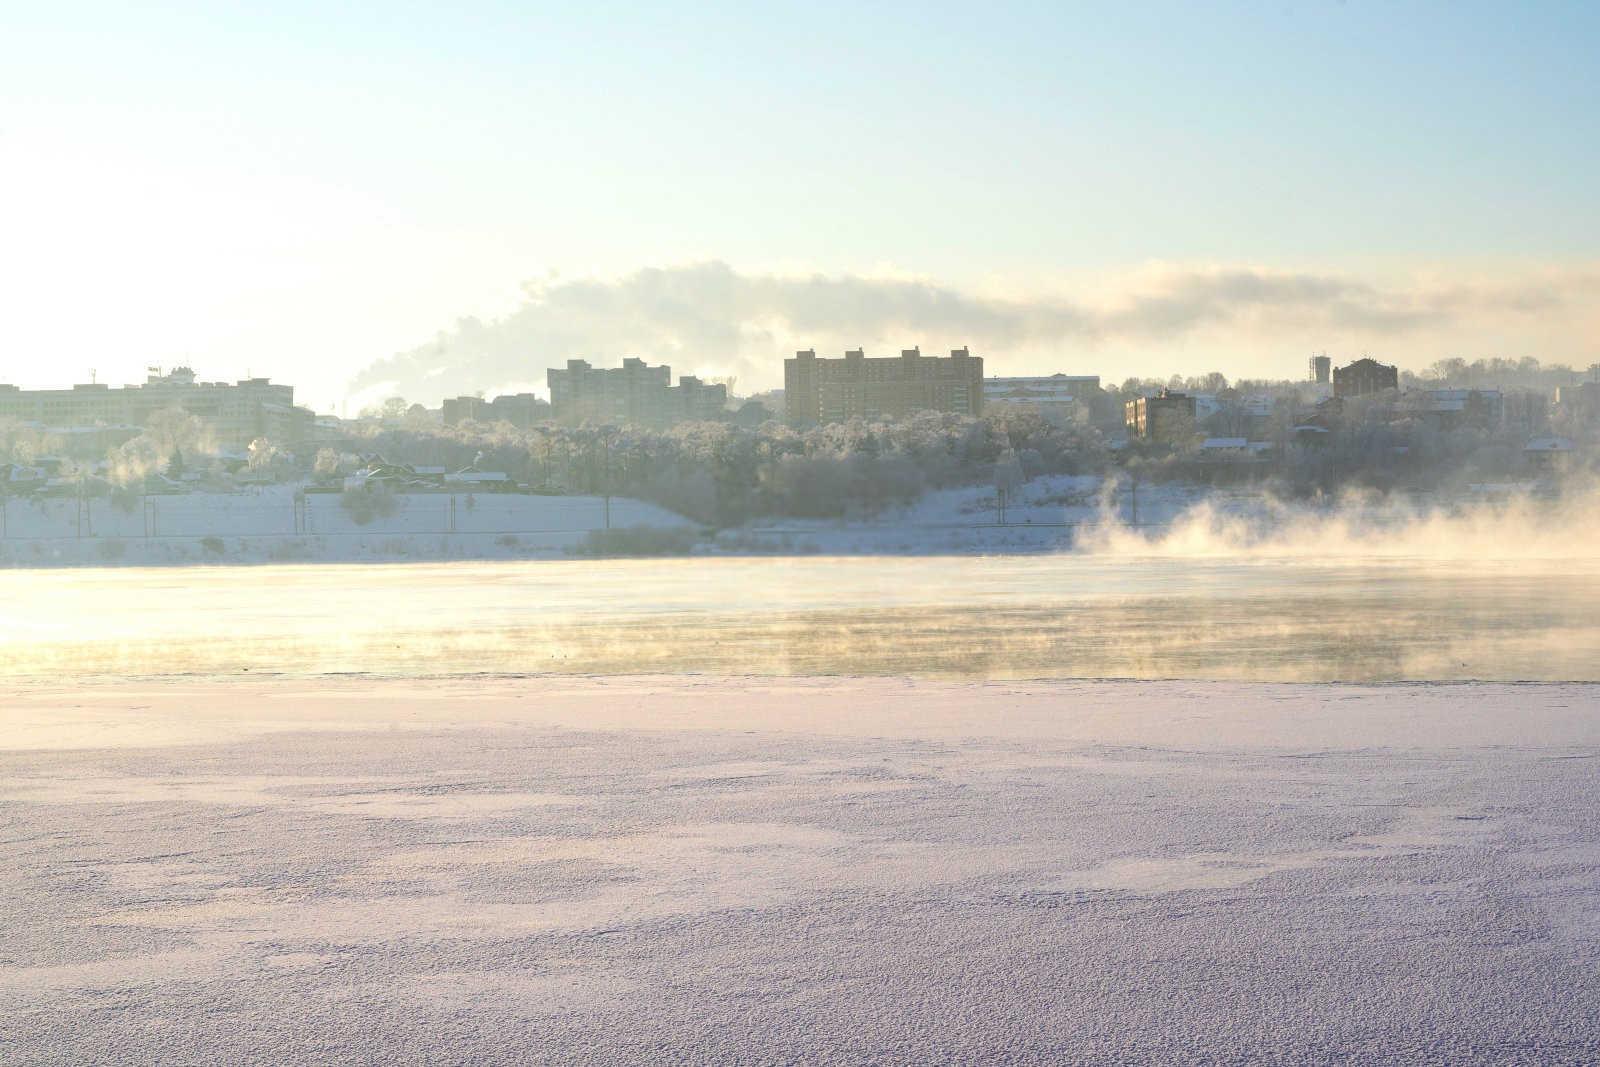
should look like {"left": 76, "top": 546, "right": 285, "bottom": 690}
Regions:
{"left": 3, "top": 3, "right": 1597, "bottom": 407}
{"left": 2, "top": 334, "right": 1593, "bottom": 417}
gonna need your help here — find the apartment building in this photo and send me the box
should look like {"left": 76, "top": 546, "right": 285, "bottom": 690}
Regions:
{"left": 546, "top": 358, "right": 727, "bottom": 426}
{"left": 441, "top": 392, "right": 550, "bottom": 429}
{"left": 784, "top": 346, "right": 984, "bottom": 424}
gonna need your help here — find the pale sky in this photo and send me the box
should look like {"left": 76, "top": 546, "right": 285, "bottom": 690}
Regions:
{"left": 3, "top": 2, "right": 1597, "bottom": 409}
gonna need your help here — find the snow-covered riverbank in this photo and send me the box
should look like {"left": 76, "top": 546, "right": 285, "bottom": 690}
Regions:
{"left": 0, "top": 486, "right": 696, "bottom": 565}
{"left": 0, "top": 476, "right": 1215, "bottom": 566}
{"left": 5, "top": 676, "right": 1599, "bottom": 1063}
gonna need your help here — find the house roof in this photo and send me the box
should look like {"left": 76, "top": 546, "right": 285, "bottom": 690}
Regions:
{"left": 1525, "top": 436, "right": 1575, "bottom": 453}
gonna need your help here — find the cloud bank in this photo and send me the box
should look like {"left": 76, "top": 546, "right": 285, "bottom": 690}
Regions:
{"left": 350, "top": 261, "right": 1600, "bottom": 402}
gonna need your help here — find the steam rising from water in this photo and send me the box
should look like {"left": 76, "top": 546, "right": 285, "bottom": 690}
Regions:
{"left": 5, "top": 536, "right": 1600, "bottom": 682}
{"left": 1082, "top": 480, "right": 1600, "bottom": 563}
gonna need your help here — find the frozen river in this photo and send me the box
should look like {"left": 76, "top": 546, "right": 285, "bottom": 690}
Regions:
{"left": 6, "top": 550, "right": 1600, "bottom": 1062}
{"left": 4, "top": 553, "right": 1600, "bottom": 682}
{"left": 5, "top": 676, "right": 1600, "bottom": 1063}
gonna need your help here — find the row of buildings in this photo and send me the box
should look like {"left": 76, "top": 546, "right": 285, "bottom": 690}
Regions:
{"left": 442, "top": 358, "right": 729, "bottom": 429}
{"left": 450, "top": 348, "right": 1082, "bottom": 428}
{"left": 546, "top": 358, "right": 728, "bottom": 426}
{"left": 0, "top": 368, "right": 314, "bottom": 451}
{"left": 1122, "top": 355, "right": 1597, "bottom": 469}
{"left": 7, "top": 352, "right": 1596, "bottom": 451}
{"left": 1127, "top": 357, "right": 1420, "bottom": 441}
{"left": 780, "top": 347, "right": 1103, "bottom": 425}
{"left": 441, "top": 392, "right": 547, "bottom": 429}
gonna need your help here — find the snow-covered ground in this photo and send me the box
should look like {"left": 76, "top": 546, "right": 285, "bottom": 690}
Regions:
{"left": 1, "top": 475, "right": 1583, "bottom": 566}
{"left": 722, "top": 474, "right": 1216, "bottom": 554}
{"left": 0, "top": 476, "right": 1220, "bottom": 565}
{"left": 0, "top": 486, "right": 695, "bottom": 566}
{"left": 5, "top": 676, "right": 1599, "bottom": 1063}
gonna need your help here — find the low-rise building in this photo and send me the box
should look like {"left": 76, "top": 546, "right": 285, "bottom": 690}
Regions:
{"left": 1124, "top": 391, "right": 1197, "bottom": 441}
{"left": 1556, "top": 381, "right": 1600, "bottom": 422}
{"left": 1199, "top": 437, "right": 1250, "bottom": 453}
{"left": 983, "top": 374, "right": 1099, "bottom": 423}
{"left": 1198, "top": 438, "right": 1274, "bottom": 462}
{"left": 1332, "top": 357, "right": 1399, "bottom": 398}
{"left": 1239, "top": 394, "right": 1275, "bottom": 419}
{"left": 1525, "top": 435, "right": 1575, "bottom": 469}
{"left": 1411, "top": 388, "right": 1504, "bottom": 429}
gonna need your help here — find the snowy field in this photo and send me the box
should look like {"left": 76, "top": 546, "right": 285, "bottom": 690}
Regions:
{"left": 722, "top": 474, "right": 1213, "bottom": 555}
{"left": 0, "top": 487, "right": 695, "bottom": 566}
{"left": 3, "top": 475, "right": 1538, "bottom": 566}
{"left": 5, "top": 676, "right": 1599, "bottom": 1063}
{"left": 0, "top": 477, "right": 1220, "bottom": 565}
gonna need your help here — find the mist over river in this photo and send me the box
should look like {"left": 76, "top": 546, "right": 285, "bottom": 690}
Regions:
{"left": 6, "top": 552, "right": 1600, "bottom": 683}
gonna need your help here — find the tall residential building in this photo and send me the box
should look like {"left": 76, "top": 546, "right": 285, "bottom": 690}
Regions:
{"left": 0, "top": 367, "right": 312, "bottom": 450}
{"left": 484, "top": 392, "right": 549, "bottom": 428}
{"left": 671, "top": 376, "right": 730, "bottom": 422}
{"left": 441, "top": 396, "right": 487, "bottom": 425}
{"left": 546, "top": 358, "right": 727, "bottom": 426}
{"left": 1332, "top": 357, "right": 1399, "bottom": 398}
{"left": 441, "top": 392, "right": 550, "bottom": 428}
{"left": 784, "top": 346, "right": 984, "bottom": 424}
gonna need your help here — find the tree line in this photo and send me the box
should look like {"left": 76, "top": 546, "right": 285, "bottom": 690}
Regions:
{"left": 331, "top": 409, "right": 1104, "bottom": 525}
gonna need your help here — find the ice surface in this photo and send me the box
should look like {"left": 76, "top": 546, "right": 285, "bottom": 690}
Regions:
{"left": 3, "top": 677, "right": 1599, "bottom": 1063}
